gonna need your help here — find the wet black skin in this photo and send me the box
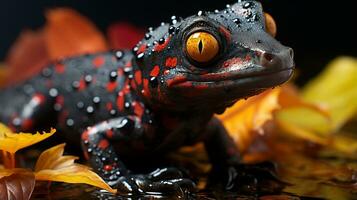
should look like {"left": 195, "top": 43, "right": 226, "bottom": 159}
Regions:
{"left": 0, "top": 0, "right": 294, "bottom": 195}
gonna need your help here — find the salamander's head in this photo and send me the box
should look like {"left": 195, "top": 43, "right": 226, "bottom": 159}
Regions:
{"left": 132, "top": 0, "right": 294, "bottom": 112}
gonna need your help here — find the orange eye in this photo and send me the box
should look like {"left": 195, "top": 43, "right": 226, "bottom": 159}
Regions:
{"left": 186, "top": 32, "right": 220, "bottom": 63}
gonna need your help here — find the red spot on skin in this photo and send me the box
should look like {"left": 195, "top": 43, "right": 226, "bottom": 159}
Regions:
{"left": 131, "top": 80, "right": 137, "bottom": 90}
{"left": 164, "top": 70, "right": 170, "bottom": 75}
{"left": 222, "top": 57, "right": 243, "bottom": 68}
{"left": 195, "top": 84, "right": 209, "bottom": 90}
{"left": 45, "top": 80, "right": 53, "bottom": 88}
{"left": 142, "top": 79, "right": 150, "bottom": 99}
{"left": 58, "top": 110, "right": 69, "bottom": 126}
{"left": 165, "top": 57, "right": 177, "bottom": 68}
{"left": 56, "top": 95, "right": 65, "bottom": 106}
{"left": 154, "top": 36, "right": 171, "bottom": 52}
{"left": 116, "top": 92, "right": 124, "bottom": 111}
{"left": 219, "top": 26, "right": 232, "bottom": 43}
{"left": 82, "top": 131, "right": 89, "bottom": 141}
{"left": 98, "top": 139, "right": 109, "bottom": 149}
{"left": 21, "top": 119, "right": 33, "bottom": 130}
{"left": 55, "top": 63, "right": 65, "bottom": 74}
{"left": 93, "top": 56, "right": 105, "bottom": 68}
{"left": 106, "top": 102, "right": 113, "bottom": 111}
{"left": 150, "top": 65, "right": 160, "bottom": 77}
{"left": 104, "top": 165, "right": 113, "bottom": 171}
{"left": 106, "top": 130, "right": 114, "bottom": 139}
{"left": 33, "top": 94, "right": 45, "bottom": 105}
{"left": 118, "top": 68, "right": 124, "bottom": 76}
{"left": 166, "top": 75, "right": 187, "bottom": 87}
{"left": 106, "top": 82, "right": 117, "bottom": 92}
{"left": 135, "top": 71, "right": 142, "bottom": 85}
{"left": 137, "top": 44, "right": 147, "bottom": 55}
{"left": 78, "top": 79, "right": 86, "bottom": 91}
{"left": 245, "top": 55, "right": 251, "bottom": 61}
{"left": 132, "top": 101, "right": 144, "bottom": 117}
{"left": 125, "top": 61, "right": 132, "bottom": 67}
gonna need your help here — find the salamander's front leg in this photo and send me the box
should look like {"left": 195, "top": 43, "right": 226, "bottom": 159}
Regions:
{"left": 204, "top": 118, "right": 280, "bottom": 192}
{"left": 81, "top": 116, "right": 195, "bottom": 195}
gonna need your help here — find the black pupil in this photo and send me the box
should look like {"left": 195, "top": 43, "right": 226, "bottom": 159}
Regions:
{"left": 198, "top": 40, "right": 203, "bottom": 54}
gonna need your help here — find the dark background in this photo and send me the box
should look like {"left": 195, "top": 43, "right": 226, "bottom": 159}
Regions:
{"left": 0, "top": 0, "right": 356, "bottom": 84}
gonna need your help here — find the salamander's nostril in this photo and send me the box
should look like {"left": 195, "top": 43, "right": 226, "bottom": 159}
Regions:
{"left": 263, "top": 53, "right": 274, "bottom": 62}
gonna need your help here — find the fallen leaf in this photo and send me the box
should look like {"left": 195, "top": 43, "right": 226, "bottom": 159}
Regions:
{"left": 217, "top": 88, "right": 281, "bottom": 152}
{"left": 35, "top": 144, "right": 117, "bottom": 194}
{"left": 45, "top": 8, "right": 108, "bottom": 60}
{"left": 302, "top": 57, "right": 357, "bottom": 130}
{"left": 0, "top": 169, "right": 35, "bottom": 200}
{"left": 0, "top": 124, "right": 56, "bottom": 154}
{"left": 0, "top": 64, "right": 8, "bottom": 87}
{"left": 4, "top": 30, "right": 49, "bottom": 86}
{"left": 107, "top": 22, "right": 145, "bottom": 49}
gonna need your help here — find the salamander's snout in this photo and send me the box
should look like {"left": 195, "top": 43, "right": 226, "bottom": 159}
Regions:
{"left": 260, "top": 47, "right": 294, "bottom": 70}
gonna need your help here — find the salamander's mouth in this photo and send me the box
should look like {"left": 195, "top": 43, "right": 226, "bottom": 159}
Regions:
{"left": 169, "top": 67, "right": 294, "bottom": 90}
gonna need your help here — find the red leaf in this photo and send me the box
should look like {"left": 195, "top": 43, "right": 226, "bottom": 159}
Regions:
{"left": 5, "top": 30, "right": 50, "bottom": 86}
{"left": 107, "top": 22, "right": 145, "bottom": 49}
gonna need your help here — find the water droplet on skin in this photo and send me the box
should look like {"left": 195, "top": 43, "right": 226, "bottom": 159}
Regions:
{"left": 72, "top": 81, "right": 80, "bottom": 90}
{"left": 84, "top": 75, "right": 93, "bottom": 84}
{"left": 66, "top": 118, "right": 74, "bottom": 127}
{"left": 137, "top": 53, "right": 145, "bottom": 60}
{"left": 49, "top": 88, "right": 58, "bottom": 98}
{"left": 115, "top": 51, "right": 124, "bottom": 60}
{"left": 77, "top": 101, "right": 85, "bottom": 109}
{"left": 145, "top": 33, "right": 152, "bottom": 40}
{"left": 110, "top": 109, "right": 117, "bottom": 116}
{"left": 233, "top": 18, "right": 241, "bottom": 25}
{"left": 93, "top": 96, "right": 101, "bottom": 104}
{"left": 109, "top": 71, "right": 118, "bottom": 82}
{"left": 87, "top": 106, "right": 94, "bottom": 114}
{"left": 124, "top": 102, "right": 131, "bottom": 109}
{"left": 54, "top": 104, "right": 62, "bottom": 112}
{"left": 149, "top": 76, "right": 158, "bottom": 88}
{"left": 243, "top": 2, "right": 252, "bottom": 9}
{"left": 158, "top": 38, "right": 165, "bottom": 45}
{"left": 42, "top": 68, "right": 53, "bottom": 77}
{"left": 168, "top": 26, "right": 176, "bottom": 34}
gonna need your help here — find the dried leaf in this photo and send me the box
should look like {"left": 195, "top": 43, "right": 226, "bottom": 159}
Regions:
{"left": 107, "top": 22, "right": 145, "bottom": 49}
{"left": 45, "top": 8, "right": 108, "bottom": 60}
{"left": 0, "top": 169, "right": 35, "bottom": 200}
{"left": 0, "top": 64, "right": 8, "bottom": 87}
{"left": 4, "top": 30, "right": 49, "bottom": 86}
{"left": 217, "top": 89, "right": 281, "bottom": 152}
{"left": 35, "top": 144, "right": 116, "bottom": 194}
{"left": 302, "top": 57, "right": 357, "bottom": 130}
{"left": 0, "top": 124, "right": 56, "bottom": 154}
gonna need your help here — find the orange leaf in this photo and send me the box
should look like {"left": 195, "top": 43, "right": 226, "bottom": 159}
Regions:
{"left": 0, "top": 64, "right": 9, "bottom": 87}
{"left": 35, "top": 144, "right": 116, "bottom": 194}
{"left": 217, "top": 89, "right": 281, "bottom": 153}
{"left": 0, "top": 169, "right": 35, "bottom": 200}
{"left": 0, "top": 124, "right": 56, "bottom": 154}
{"left": 4, "top": 30, "right": 50, "bottom": 86}
{"left": 45, "top": 8, "right": 108, "bottom": 60}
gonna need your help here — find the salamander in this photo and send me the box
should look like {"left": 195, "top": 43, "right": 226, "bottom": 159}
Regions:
{"left": 0, "top": 0, "right": 294, "bottom": 195}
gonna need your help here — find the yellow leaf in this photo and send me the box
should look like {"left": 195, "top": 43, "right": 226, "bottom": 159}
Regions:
{"left": 217, "top": 88, "right": 281, "bottom": 152}
{"left": 0, "top": 124, "right": 56, "bottom": 154}
{"left": 302, "top": 57, "right": 357, "bottom": 130}
{"left": 0, "top": 168, "right": 32, "bottom": 179}
{"left": 35, "top": 144, "right": 117, "bottom": 194}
